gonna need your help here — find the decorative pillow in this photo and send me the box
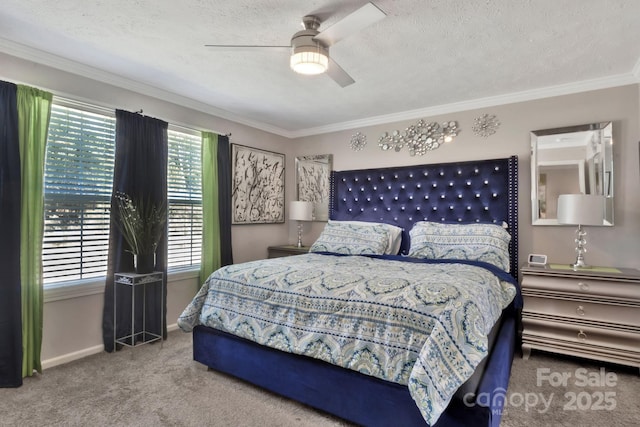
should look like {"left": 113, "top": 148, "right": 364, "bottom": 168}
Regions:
{"left": 310, "top": 221, "right": 393, "bottom": 255}
{"left": 327, "top": 220, "right": 403, "bottom": 255}
{"left": 408, "top": 221, "right": 511, "bottom": 272}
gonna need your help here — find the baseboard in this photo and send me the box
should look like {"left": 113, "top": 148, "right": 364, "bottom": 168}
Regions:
{"left": 42, "top": 322, "right": 180, "bottom": 370}
{"left": 42, "top": 344, "right": 105, "bottom": 370}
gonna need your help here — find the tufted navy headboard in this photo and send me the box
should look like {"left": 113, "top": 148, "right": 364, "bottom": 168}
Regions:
{"left": 329, "top": 156, "right": 518, "bottom": 278}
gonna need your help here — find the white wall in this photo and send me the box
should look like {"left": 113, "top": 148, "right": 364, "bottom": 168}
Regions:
{"left": 289, "top": 85, "right": 640, "bottom": 270}
{"left": 2, "top": 51, "right": 639, "bottom": 368}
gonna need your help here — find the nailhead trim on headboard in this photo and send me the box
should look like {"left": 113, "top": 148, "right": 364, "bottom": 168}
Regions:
{"left": 329, "top": 156, "right": 519, "bottom": 279}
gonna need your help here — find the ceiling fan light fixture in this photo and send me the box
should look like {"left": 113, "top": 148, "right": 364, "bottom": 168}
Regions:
{"left": 290, "top": 22, "right": 329, "bottom": 75}
{"left": 290, "top": 48, "right": 328, "bottom": 75}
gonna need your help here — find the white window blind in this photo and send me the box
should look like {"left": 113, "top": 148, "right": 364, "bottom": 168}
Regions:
{"left": 43, "top": 104, "right": 116, "bottom": 285}
{"left": 43, "top": 103, "right": 203, "bottom": 285}
{"left": 167, "top": 129, "right": 202, "bottom": 269}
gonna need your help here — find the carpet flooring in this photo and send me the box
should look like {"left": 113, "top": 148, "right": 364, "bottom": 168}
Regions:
{"left": 1, "top": 330, "right": 638, "bottom": 426}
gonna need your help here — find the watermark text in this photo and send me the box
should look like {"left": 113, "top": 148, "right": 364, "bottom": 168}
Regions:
{"left": 464, "top": 367, "right": 618, "bottom": 414}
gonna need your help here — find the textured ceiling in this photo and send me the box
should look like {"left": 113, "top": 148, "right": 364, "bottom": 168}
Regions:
{"left": 1, "top": 0, "right": 639, "bottom": 137}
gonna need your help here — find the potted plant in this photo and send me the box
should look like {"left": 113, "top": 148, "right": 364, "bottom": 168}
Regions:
{"left": 113, "top": 192, "right": 167, "bottom": 274}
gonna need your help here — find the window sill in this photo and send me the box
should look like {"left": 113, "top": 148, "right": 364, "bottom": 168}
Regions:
{"left": 43, "top": 267, "right": 200, "bottom": 303}
{"left": 44, "top": 278, "right": 105, "bottom": 303}
{"left": 167, "top": 267, "right": 200, "bottom": 282}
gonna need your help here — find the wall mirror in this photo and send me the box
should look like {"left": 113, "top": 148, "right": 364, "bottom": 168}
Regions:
{"left": 531, "top": 122, "right": 613, "bottom": 225}
{"left": 295, "top": 154, "right": 333, "bottom": 221}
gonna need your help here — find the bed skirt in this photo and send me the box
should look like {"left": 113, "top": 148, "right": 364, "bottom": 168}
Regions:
{"left": 192, "top": 315, "right": 515, "bottom": 427}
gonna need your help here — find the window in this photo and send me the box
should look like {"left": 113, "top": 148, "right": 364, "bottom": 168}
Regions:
{"left": 42, "top": 103, "right": 203, "bottom": 287}
{"left": 167, "top": 129, "right": 202, "bottom": 269}
{"left": 43, "top": 104, "right": 116, "bottom": 285}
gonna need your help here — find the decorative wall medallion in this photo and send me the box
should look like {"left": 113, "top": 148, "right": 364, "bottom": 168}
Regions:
{"left": 472, "top": 114, "right": 500, "bottom": 138}
{"left": 350, "top": 132, "right": 367, "bottom": 151}
{"left": 378, "top": 119, "right": 459, "bottom": 156}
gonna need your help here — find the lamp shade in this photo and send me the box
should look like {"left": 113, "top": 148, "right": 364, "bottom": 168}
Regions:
{"left": 290, "top": 50, "right": 328, "bottom": 75}
{"left": 557, "top": 194, "right": 605, "bottom": 226}
{"left": 289, "top": 201, "right": 313, "bottom": 221}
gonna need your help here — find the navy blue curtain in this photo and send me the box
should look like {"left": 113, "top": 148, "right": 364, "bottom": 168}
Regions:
{"left": 217, "top": 135, "right": 233, "bottom": 267}
{"left": 102, "top": 110, "right": 168, "bottom": 352}
{"left": 0, "top": 81, "right": 22, "bottom": 387}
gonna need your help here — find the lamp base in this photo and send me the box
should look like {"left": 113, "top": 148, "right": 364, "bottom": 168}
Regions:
{"left": 570, "top": 224, "right": 590, "bottom": 270}
{"left": 570, "top": 262, "right": 592, "bottom": 270}
{"left": 296, "top": 222, "right": 303, "bottom": 248}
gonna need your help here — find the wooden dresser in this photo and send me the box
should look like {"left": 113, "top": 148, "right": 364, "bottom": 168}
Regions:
{"left": 521, "top": 264, "right": 640, "bottom": 371}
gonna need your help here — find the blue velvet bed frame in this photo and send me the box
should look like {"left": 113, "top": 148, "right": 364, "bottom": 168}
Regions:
{"left": 193, "top": 156, "right": 520, "bottom": 426}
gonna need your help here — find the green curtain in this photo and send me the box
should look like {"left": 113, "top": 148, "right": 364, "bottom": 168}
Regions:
{"left": 199, "top": 132, "right": 221, "bottom": 284}
{"left": 16, "top": 85, "right": 52, "bottom": 376}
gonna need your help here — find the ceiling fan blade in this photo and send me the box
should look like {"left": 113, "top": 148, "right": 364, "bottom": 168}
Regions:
{"left": 204, "top": 45, "right": 290, "bottom": 52}
{"left": 314, "top": 2, "right": 386, "bottom": 47}
{"left": 327, "top": 58, "right": 355, "bottom": 87}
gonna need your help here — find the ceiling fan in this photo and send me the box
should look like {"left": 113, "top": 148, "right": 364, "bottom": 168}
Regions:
{"left": 205, "top": 2, "right": 386, "bottom": 87}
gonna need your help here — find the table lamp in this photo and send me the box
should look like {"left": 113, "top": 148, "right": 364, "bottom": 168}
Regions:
{"left": 289, "top": 201, "right": 313, "bottom": 247}
{"left": 557, "top": 194, "right": 605, "bottom": 270}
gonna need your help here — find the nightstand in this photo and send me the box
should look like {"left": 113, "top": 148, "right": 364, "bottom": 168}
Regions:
{"left": 268, "top": 245, "right": 310, "bottom": 258}
{"left": 520, "top": 264, "right": 640, "bottom": 371}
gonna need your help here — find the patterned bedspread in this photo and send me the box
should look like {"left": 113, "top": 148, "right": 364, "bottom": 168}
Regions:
{"left": 178, "top": 253, "right": 516, "bottom": 425}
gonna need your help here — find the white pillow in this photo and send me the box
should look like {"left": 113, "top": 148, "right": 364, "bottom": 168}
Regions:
{"left": 328, "top": 220, "right": 403, "bottom": 255}
{"left": 408, "top": 221, "right": 511, "bottom": 272}
{"left": 310, "top": 221, "right": 391, "bottom": 255}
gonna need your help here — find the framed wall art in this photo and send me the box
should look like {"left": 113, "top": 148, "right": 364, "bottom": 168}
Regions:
{"left": 231, "top": 144, "right": 285, "bottom": 224}
{"left": 295, "top": 154, "right": 332, "bottom": 221}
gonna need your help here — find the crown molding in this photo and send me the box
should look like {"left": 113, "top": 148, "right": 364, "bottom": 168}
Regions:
{"left": 2, "top": 37, "right": 638, "bottom": 140}
{"left": 289, "top": 73, "right": 640, "bottom": 138}
{"left": 632, "top": 56, "right": 640, "bottom": 80}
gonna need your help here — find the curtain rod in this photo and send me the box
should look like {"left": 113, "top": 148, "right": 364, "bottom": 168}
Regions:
{"left": 53, "top": 95, "right": 230, "bottom": 138}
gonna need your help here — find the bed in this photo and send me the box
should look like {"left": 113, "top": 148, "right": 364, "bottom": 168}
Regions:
{"left": 179, "top": 156, "right": 520, "bottom": 427}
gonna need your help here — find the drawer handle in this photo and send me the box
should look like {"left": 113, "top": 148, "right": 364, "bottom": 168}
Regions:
{"left": 578, "top": 330, "right": 587, "bottom": 341}
{"left": 578, "top": 282, "right": 589, "bottom": 291}
{"left": 576, "top": 305, "right": 585, "bottom": 316}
